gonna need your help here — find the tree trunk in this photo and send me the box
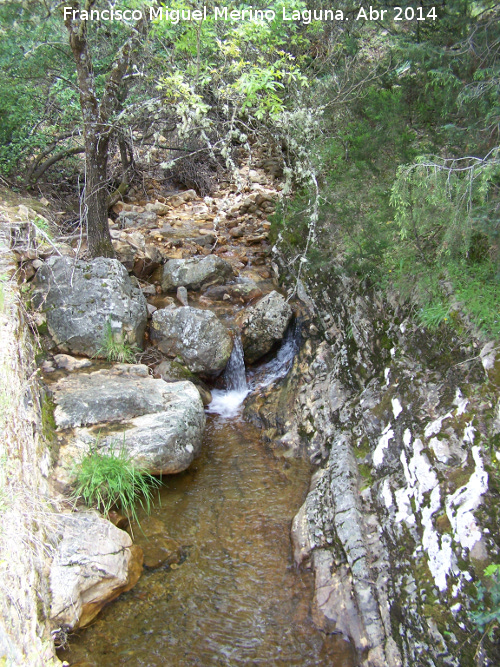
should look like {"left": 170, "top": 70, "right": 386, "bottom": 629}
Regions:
{"left": 85, "top": 131, "right": 114, "bottom": 257}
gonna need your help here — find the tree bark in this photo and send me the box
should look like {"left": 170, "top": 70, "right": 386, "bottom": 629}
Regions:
{"left": 84, "top": 131, "right": 113, "bottom": 257}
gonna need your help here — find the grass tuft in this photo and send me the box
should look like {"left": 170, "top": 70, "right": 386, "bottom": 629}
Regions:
{"left": 417, "top": 301, "right": 451, "bottom": 330}
{"left": 72, "top": 441, "right": 161, "bottom": 529}
{"left": 97, "top": 320, "right": 140, "bottom": 363}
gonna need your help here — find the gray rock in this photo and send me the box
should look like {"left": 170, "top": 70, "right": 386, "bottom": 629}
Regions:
{"left": 161, "top": 255, "right": 233, "bottom": 292}
{"left": 118, "top": 210, "right": 157, "bottom": 228}
{"left": 166, "top": 189, "right": 197, "bottom": 207}
{"left": 238, "top": 290, "right": 292, "bottom": 363}
{"left": 49, "top": 511, "right": 143, "bottom": 629}
{"left": 51, "top": 364, "right": 205, "bottom": 476}
{"left": 151, "top": 306, "right": 233, "bottom": 375}
{"left": 32, "top": 256, "right": 147, "bottom": 358}
{"left": 176, "top": 286, "right": 189, "bottom": 306}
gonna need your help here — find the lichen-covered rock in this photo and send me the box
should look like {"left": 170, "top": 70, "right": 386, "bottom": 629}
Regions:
{"left": 51, "top": 364, "right": 205, "bottom": 476}
{"left": 160, "top": 255, "right": 233, "bottom": 292}
{"left": 49, "top": 512, "right": 143, "bottom": 629}
{"left": 237, "top": 290, "right": 292, "bottom": 363}
{"left": 32, "top": 256, "right": 147, "bottom": 357}
{"left": 264, "top": 268, "right": 498, "bottom": 665}
{"left": 151, "top": 306, "right": 233, "bottom": 375}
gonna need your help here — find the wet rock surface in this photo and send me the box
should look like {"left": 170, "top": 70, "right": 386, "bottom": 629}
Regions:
{"left": 32, "top": 256, "right": 147, "bottom": 357}
{"left": 49, "top": 511, "right": 143, "bottom": 630}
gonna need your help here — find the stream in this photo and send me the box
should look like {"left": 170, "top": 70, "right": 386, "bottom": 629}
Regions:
{"left": 59, "top": 334, "right": 356, "bottom": 667}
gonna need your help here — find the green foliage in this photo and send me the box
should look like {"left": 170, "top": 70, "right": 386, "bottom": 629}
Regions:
{"left": 97, "top": 320, "right": 140, "bottom": 363}
{"left": 470, "top": 564, "right": 500, "bottom": 636}
{"left": 72, "top": 441, "right": 161, "bottom": 526}
{"left": 448, "top": 262, "right": 500, "bottom": 337}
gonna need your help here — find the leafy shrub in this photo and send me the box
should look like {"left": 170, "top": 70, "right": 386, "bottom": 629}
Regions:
{"left": 72, "top": 442, "right": 161, "bottom": 527}
{"left": 470, "top": 563, "right": 500, "bottom": 637}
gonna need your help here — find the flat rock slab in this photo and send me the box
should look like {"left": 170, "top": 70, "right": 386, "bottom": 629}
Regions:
{"left": 53, "top": 364, "right": 174, "bottom": 428}
{"left": 32, "top": 256, "right": 147, "bottom": 357}
{"left": 151, "top": 306, "right": 233, "bottom": 375}
{"left": 49, "top": 511, "right": 143, "bottom": 630}
{"left": 51, "top": 364, "right": 205, "bottom": 476}
{"left": 161, "top": 255, "right": 233, "bottom": 292}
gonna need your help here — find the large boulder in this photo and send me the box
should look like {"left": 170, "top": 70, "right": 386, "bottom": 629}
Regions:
{"left": 151, "top": 306, "right": 233, "bottom": 375}
{"left": 161, "top": 255, "right": 233, "bottom": 292}
{"left": 32, "top": 256, "right": 147, "bottom": 357}
{"left": 49, "top": 511, "right": 143, "bottom": 629}
{"left": 237, "top": 290, "right": 293, "bottom": 363}
{"left": 51, "top": 364, "right": 205, "bottom": 476}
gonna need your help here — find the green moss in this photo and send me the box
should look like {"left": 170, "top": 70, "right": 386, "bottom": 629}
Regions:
{"left": 40, "top": 392, "right": 56, "bottom": 443}
{"left": 422, "top": 603, "right": 450, "bottom": 632}
{"left": 369, "top": 389, "right": 394, "bottom": 422}
{"left": 447, "top": 460, "right": 475, "bottom": 494}
{"left": 435, "top": 513, "right": 452, "bottom": 534}
{"left": 379, "top": 332, "right": 393, "bottom": 351}
{"left": 40, "top": 391, "right": 57, "bottom": 464}
{"left": 36, "top": 320, "right": 49, "bottom": 336}
{"left": 358, "top": 463, "right": 373, "bottom": 489}
{"left": 354, "top": 436, "right": 371, "bottom": 459}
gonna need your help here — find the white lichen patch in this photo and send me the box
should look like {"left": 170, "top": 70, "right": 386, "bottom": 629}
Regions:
{"left": 373, "top": 423, "right": 394, "bottom": 467}
{"left": 463, "top": 422, "right": 475, "bottom": 444}
{"left": 394, "top": 484, "right": 415, "bottom": 524}
{"left": 424, "top": 413, "right": 452, "bottom": 439}
{"left": 392, "top": 398, "right": 403, "bottom": 419}
{"left": 409, "top": 439, "right": 439, "bottom": 510}
{"left": 382, "top": 479, "right": 393, "bottom": 508}
{"left": 453, "top": 388, "right": 468, "bottom": 416}
{"left": 429, "top": 437, "right": 450, "bottom": 464}
{"left": 446, "top": 446, "right": 488, "bottom": 551}
{"left": 421, "top": 486, "right": 454, "bottom": 592}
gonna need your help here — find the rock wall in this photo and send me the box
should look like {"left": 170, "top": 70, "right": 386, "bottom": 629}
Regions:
{"left": 249, "top": 269, "right": 500, "bottom": 666}
{"left": 0, "top": 225, "right": 60, "bottom": 666}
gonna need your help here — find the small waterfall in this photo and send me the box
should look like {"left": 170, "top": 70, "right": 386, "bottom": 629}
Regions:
{"left": 249, "top": 320, "right": 301, "bottom": 390}
{"left": 223, "top": 335, "right": 247, "bottom": 392}
{"left": 207, "top": 335, "right": 249, "bottom": 418}
{"left": 208, "top": 322, "right": 301, "bottom": 419}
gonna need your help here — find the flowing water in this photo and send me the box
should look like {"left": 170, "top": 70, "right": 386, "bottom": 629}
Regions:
{"left": 208, "top": 336, "right": 249, "bottom": 419}
{"left": 59, "top": 334, "right": 356, "bottom": 667}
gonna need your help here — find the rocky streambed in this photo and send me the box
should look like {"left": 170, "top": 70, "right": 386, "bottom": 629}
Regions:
{"left": 3, "top": 156, "right": 500, "bottom": 666}
{"left": 13, "top": 165, "right": 353, "bottom": 664}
